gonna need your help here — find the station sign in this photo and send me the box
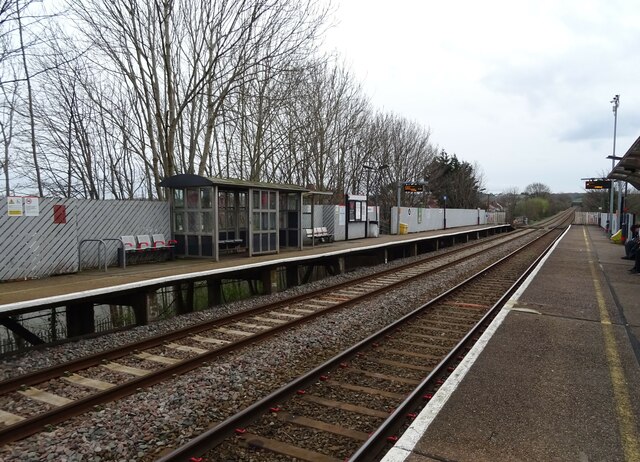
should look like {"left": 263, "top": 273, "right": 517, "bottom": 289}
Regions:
{"left": 585, "top": 180, "right": 612, "bottom": 190}
{"left": 403, "top": 184, "right": 424, "bottom": 192}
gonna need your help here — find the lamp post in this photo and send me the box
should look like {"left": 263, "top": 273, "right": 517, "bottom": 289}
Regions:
{"left": 608, "top": 94, "right": 619, "bottom": 235}
{"left": 443, "top": 195, "right": 447, "bottom": 229}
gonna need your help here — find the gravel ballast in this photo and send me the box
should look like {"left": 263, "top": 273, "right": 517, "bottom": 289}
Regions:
{"left": 0, "top": 233, "right": 537, "bottom": 461}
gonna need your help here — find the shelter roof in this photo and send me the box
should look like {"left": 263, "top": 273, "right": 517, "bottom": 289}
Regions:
{"left": 158, "top": 173, "right": 214, "bottom": 188}
{"left": 211, "top": 177, "right": 308, "bottom": 192}
{"left": 608, "top": 135, "right": 640, "bottom": 190}
{"left": 159, "top": 174, "right": 308, "bottom": 193}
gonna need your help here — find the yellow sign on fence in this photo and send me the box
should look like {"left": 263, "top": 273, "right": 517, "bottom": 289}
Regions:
{"left": 7, "top": 197, "right": 23, "bottom": 216}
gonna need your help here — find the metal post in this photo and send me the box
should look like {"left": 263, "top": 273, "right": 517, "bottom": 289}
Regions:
{"left": 365, "top": 167, "right": 371, "bottom": 238}
{"left": 396, "top": 181, "right": 401, "bottom": 234}
{"left": 443, "top": 195, "right": 447, "bottom": 229}
{"left": 609, "top": 94, "right": 619, "bottom": 235}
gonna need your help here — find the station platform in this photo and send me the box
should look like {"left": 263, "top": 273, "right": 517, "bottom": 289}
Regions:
{"left": 383, "top": 224, "right": 640, "bottom": 462}
{"left": 0, "top": 224, "right": 509, "bottom": 315}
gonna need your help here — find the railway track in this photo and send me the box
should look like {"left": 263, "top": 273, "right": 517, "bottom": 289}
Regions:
{"left": 0, "top": 211, "right": 572, "bottom": 451}
{"left": 0, "top": 229, "right": 530, "bottom": 445}
{"left": 157, "top": 211, "right": 573, "bottom": 461}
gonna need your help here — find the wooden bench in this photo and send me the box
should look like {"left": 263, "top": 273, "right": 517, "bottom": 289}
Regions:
{"left": 304, "top": 227, "right": 333, "bottom": 244}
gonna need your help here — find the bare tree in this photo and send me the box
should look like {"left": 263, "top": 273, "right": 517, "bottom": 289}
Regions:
{"left": 0, "top": 0, "right": 28, "bottom": 67}
{"left": 276, "top": 58, "right": 368, "bottom": 191}
{"left": 15, "top": 0, "right": 41, "bottom": 195}
{"left": 0, "top": 69, "right": 17, "bottom": 195}
{"left": 524, "top": 182, "right": 552, "bottom": 197}
{"left": 0, "top": 0, "right": 49, "bottom": 195}
{"left": 65, "top": 0, "right": 328, "bottom": 198}
{"left": 499, "top": 187, "right": 520, "bottom": 222}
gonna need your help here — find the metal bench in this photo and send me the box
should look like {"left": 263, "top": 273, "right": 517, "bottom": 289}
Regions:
{"left": 218, "top": 238, "right": 244, "bottom": 254}
{"left": 305, "top": 227, "right": 333, "bottom": 243}
{"left": 151, "top": 233, "right": 177, "bottom": 260}
{"left": 119, "top": 234, "right": 173, "bottom": 267}
{"left": 218, "top": 231, "right": 244, "bottom": 254}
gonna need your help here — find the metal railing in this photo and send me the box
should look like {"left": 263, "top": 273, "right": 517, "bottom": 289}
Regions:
{"left": 78, "top": 238, "right": 124, "bottom": 272}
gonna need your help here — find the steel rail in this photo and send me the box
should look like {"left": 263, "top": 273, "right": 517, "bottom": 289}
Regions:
{"left": 0, "top": 229, "right": 522, "bottom": 394}
{"left": 349, "top": 223, "right": 572, "bottom": 460}
{"left": 156, "top": 218, "right": 572, "bottom": 461}
{"left": 0, "top": 228, "right": 527, "bottom": 444}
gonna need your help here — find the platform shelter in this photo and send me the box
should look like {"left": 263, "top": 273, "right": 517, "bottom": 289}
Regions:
{"left": 159, "top": 174, "right": 308, "bottom": 261}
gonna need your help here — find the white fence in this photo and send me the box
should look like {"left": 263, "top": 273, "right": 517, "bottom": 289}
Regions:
{"left": 573, "top": 211, "right": 635, "bottom": 235}
{"left": 573, "top": 212, "right": 601, "bottom": 226}
{"left": 304, "top": 204, "right": 507, "bottom": 238}
{"left": 391, "top": 207, "right": 506, "bottom": 234}
{"left": 0, "top": 197, "right": 170, "bottom": 281}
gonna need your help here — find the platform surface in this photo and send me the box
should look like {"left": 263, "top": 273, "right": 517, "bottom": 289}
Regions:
{"left": 384, "top": 224, "right": 640, "bottom": 462}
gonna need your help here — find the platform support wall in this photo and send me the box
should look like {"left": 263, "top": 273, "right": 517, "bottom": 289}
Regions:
{"left": 131, "top": 292, "right": 149, "bottom": 326}
{"left": 66, "top": 302, "right": 95, "bottom": 337}
{"left": 286, "top": 266, "right": 299, "bottom": 288}
{"left": 175, "top": 282, "right": 195, "bottom": 315}
{"left": 207, "top": 278, "right": 223, "bottom": 306}
{"left": 261, "top": 268, "right": 278, "bottom": 295}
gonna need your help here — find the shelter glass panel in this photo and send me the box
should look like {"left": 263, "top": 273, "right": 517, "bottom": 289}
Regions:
{"left": 202, "top": 212, "right": 213, "bottom": 233}
{"left": 173, "top": 189, "right": 184, "bottom": 208}
{"left": 187, "top": 235, "right": 199, "bottom": 256}
{"left": 174, "top": 213, "right": 185, "bottom": 232}
{"left": 218, "top": 190, "right": 246, "bottom": 252}
{"left": 187, "top": 188, "right": 199, "bottom": 208}
{"left": 279, "top": 192, "right": 300, "bottom": 248}
{"left": 201, "top": 236, "right": 213, "bottom": 257}
{"left": 200, "top": 188, "right": 212, "bottom": 208}
{"left": 252, "top": 189, "right": 277, "bottom": 254}
{"left": 187, "top": 212, "right": 198, "bottom": 232}
{"left": 171, "top": 186, "right": 215, "bottom": 257}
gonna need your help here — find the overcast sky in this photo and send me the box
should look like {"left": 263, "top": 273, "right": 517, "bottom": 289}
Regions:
{"left": 323, "top": 0, "right": 640, "bottom": 194}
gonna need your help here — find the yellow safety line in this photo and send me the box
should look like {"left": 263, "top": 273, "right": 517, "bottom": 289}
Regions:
{"left": 584, "top": 228, "right": 640, "bottom": 461}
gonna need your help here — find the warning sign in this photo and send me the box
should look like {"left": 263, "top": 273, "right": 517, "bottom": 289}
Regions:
{"left": 24, "top": 196, "right": 39, "bottom": 216}
{"left": 7, "top": 196, "right": 23, "bottom": 216}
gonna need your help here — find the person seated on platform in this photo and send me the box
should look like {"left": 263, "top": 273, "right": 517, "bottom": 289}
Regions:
{"left": 623, "top": 224, "right": 639, "bottom": 260}
{"left": 630, "top": 249, "right": 640, "bottom": 274}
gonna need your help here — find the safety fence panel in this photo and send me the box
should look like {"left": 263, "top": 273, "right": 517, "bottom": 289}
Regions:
{"left": 0, "top": 197, "right": 169, "bottom": 281}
